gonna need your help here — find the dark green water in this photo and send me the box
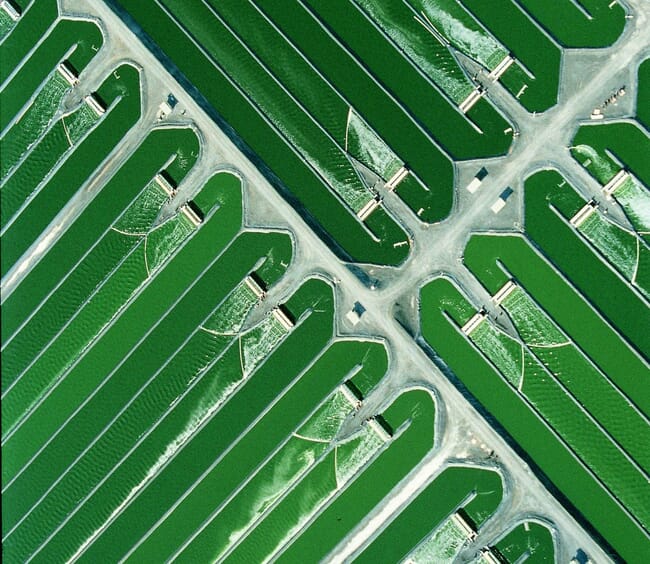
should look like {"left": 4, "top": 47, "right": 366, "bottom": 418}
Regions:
{"left": 0, "top": 63, "right": 142, "bottom": 277}
{"left": 274, "top": 388, "right": 435, "bottom": 563}
{"left": 494, "top": 520, "right": 555, "bottom": 563}
{"left": 0, "top": 0, "right": 58, "bottom": 85}
{"left": 249, "top": 0, "right": 457, "bottom": 223}
{"left": 1, "top": 102, "right": 102, "bottom": 228}
{"left": 1, "top": 127, "right": 200, "bottom": 440}
{"left": 1, "top": 17, "right": 101, "bottom": 132}
{"left": 146, "top": 339, "right": 386, "bottom": 563}
{"left": 461, "top": 0, "right": 560, "bottom": 111}
{"left": 305, "top": 0, "right": 512, "bottom": 159}
{"left": 464, "top": 233, "right": 649, "bottom": 412}
{"left": 419, "top": 277, "right": 650, "bottom": 561}
{"left": 2, "top": 172, "right": 282, "bottom": 562}
{"left": 523, "top": 170, "right": 650, "bottom": 359}
{"left": 2, "top": 172, "right": 243, "bottom": 488}
{"left": 356, "top": 466, "right": 503, "bottom": 562}
{"left": 105, "top": 340, "right": 386, "bottom": 562}
{"left": 516, "top": 0, "right": 624, "bottom": 48}
{"left": 572, "top": 122, "right": 650, "bottom": 186}
{"left": 115, "top": 0, "right": 410, "bottom": 265}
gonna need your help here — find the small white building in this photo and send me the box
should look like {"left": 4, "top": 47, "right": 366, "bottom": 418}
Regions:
{"left": 1, "top": 0, "right": 21, "bottom": 21}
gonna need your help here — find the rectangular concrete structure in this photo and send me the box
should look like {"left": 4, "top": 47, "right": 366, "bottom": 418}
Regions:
{"left": 493, "top": 280, "right": 517, "bottom": 305}
{"left": 84, "top": 94, "right": 105, "bottom": 116}
{"left": 385, "top": 166, "right": 409, "bottom": 191}
{"left": 154, "top": 173, "right": 176, "bottom": 197}
{"left": 345, "top": 309, "right": 362, "bottom": 325}
{"left": 570, "top": 200, "right": 598, "bottom": 227}
{"left": 272, "top": 306, "right": 294, "bottom": 330}
{"left": 451, "top": 511, "right": 477, "bottom": 540}
{"left": 340, "top": 383, "right": 360, "bottom": 407}
{"left": 0, "top": 0, "right": 20, "bottom": 21}
{"left": 368, "top": 417, "right": 391, "bottom": 442}
{"left": 244, "top": 274, "right": 266, "bottom": 299}
{"left": 461, "top": 311, "right": 487, "bottom": 335}
{"left": 459, "top": 88, "right": 485, "bottom": 114}
{"left": 466, "top": 177, "right": 483, "bottom": 193}
{"left": 57, "top": 62, "right": 79, "bottom": 87}
{"left": 602, "top": 169, "right": 629, "bottom": 198}
{"left": 490, "top": 198, "right": 506, "bottom": 214}
{"left": 489, "top": 55, "right": 515, "bottom": 80}
{"left": 179, "top": 203, "right": 202, "bottom": 227}
{"left": 357, "top": 196, "right": 381, "bottom": 221}
{"left": 479, "top": 548, "right": 503, "bottom": 564}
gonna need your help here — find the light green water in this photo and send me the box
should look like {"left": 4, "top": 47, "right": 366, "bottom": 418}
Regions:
{"left": 517, "top": 0, "right": 625, "bottom": 48}
{"left": 571, "top": 143, "right": 618, "bottom": 184}
{"left": 61, "top": 102, "right": 98, "bottom": 145}
{"left": 523, "top": 170, "right": 650, "bottom": 356}
{"left": 501, "top": 288, "right": 565, "bottom": 346}
{"left": 578, "top": 211, "right": 649, "bottom": 297}
{"left": 614, "top": 177, "right": 650, "bottom": 235}
{"left": 346, "top": 108, "right": 403, "bottom": 181}
{"left": 404, "top": 517, "right": 467, "bottom": 563}
{"left": 494, "top": 520, "right": 555, "bottom": 563}
{"left": 1, "top": 100, "right": 101, "bottom": 229}
{"left": 356, "top": 465, "right": 502, "bottom": 563}
{"left": 409, "top": 0, "right": 507, "bottom": 70}
{"left": 355, "top": 0, "right": 473, "bottom": 104}
{"left": 163, "top": 0, "right": 372, "bottom": 215}
{"left": 461, "top": 0, "right": 561, "bottom": 111}
{"left": 0, "top": 6, "right": 15, "bottom": 40}
{"left": 1, "top": 62, "right": 142, "bottom": 277}
{"left": 420, "top": 276, "right": 650, "bottom": 561}
{"left": 469, "top": 319, "right": 525, "bottom": 389}
{"left": 0, "top": 72, "right": 69, "bottom": 179}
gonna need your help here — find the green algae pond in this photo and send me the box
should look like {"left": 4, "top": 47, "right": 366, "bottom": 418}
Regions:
{"left": 355, "top": 465, "right": 503, "bottom": 563}
{"left": 305, "top": 0, "right": 512, "bottom": 157}
{"left": 461, "top": 0, "right": 560, "bottom": 112}
{"left": 111, "top": 0, "right": 564, "bottom": 263}
{"left": 572, "top": 122, "right": 650, "bottom": 187}
{"left": 524, "top": 170, "right": 650, "bottom": 350}
{"left": 420, "top": 258, "right": 650, "bottom": 560}
{"left": 516, "top": 0, "right": 625, "bottom": 48}
{"left": 1, "top": 126, "right": 201, "bottom": 439}
{"left": 0, "top": 0, "right": 59, "bottom": 85}
{"left": 1, "top": 61, "right": 143, "bottom": 277}
{"left": 494, "top": 520, "right": 555, "bottom": 563}
{"left": 113, "top": 0, "right": 413, "bottom": 264}
{"left": 1, "top": 14, "right": 102, "bottom": 131}
{"left": 3, "top": 0, "right": 647, "bottom": 561}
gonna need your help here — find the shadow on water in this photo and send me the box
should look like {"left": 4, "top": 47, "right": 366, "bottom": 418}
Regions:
{"left": 105, "top": 0, "right": 358, "bottom": 265}
{"left": 415, "top": 335, "right": 623, "bottom": 562}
